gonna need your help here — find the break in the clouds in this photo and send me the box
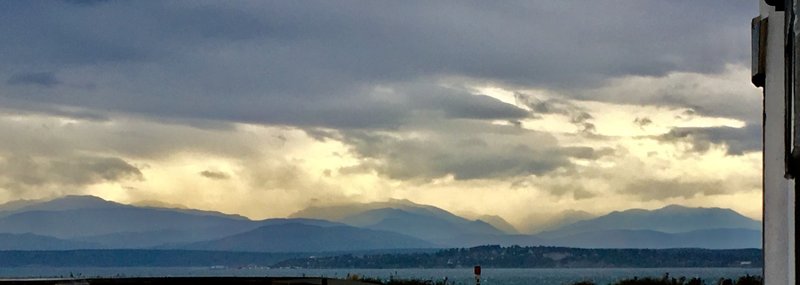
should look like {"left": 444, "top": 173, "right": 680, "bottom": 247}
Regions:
{"left": 0, "top": 1, "right": 764, "bottom": 225}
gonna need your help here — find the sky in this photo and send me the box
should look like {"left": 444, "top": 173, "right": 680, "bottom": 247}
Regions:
{"left": 0, "top": 0, "right": 762, "bottom": 231}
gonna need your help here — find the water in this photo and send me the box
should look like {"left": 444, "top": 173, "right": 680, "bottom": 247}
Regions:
{"left": 0, "top": 267, "right": 761, "bottom": 285}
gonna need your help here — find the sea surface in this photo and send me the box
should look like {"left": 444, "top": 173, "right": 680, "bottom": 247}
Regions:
{"left": 0, "top": 267, "right": 761, "bottom": 285}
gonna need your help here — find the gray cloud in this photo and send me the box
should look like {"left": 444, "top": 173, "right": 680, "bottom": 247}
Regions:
{"left": 340, "top": 136, "right": 570, "bottom": 181}
{"left": 515, "top": 93, "right": 598, "bottom": 134}
{"left": 0, "top": 0, "right": 762, "bottom": 215}
{"left": 572, "top": 66, "right": 762, "bottom": 124}
{"left": 0, "top": 154, "right": 142, "bottom": 192}
{"left": 0, "top": 113, "right": 261, "bottom": 179}
{"left": 658, "top": 123, "right": 761, "bottom": 155}
{"left": 332, "top": 119, "right": 612, "bottom": 181}
{"left": 634, "top": 117, "right": 653, "bottom": 128}
{"left": 515, "top": 94, "right": 580, "bottom": 116}
{"left": 419, "top": 93, "right": 528, "bottom": 120}
{"left": 562, "top": 147, "right": 615, "bottom": 160}
{"left": 200, "top": 170, "right": 230, "bottom": 180}
{"left": 62, "top": 0, "right": 110, "bottom": 6}
{"left": 0, "top": 1, "right": 754, "bottom": 129}
{"left": 7, "top": 72, "right": 60, "bottom": 87}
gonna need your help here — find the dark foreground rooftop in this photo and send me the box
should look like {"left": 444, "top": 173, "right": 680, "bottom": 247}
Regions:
{"left": 0, "top": 277, "right": 378, "bottom": 285}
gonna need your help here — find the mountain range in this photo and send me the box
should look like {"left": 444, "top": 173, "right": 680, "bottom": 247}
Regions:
{"left": 0, "top": 195, "right": 762, "bottom": 251}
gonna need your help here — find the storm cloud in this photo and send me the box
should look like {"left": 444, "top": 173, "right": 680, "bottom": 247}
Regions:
{"left": 0, "top": 0, "right": 755, "bottom": 128}
{"left": 0, "top": 1, "right": 765, "bottom": 222}
{"left": 0, "top": 154, "right": 142, "bottom": 193}
{"left": 200, "top": 170, "right": 230, "bottom": 180}
{"left": 330, "top": 118, "right": 618, "bottom": 182}
{"left": 7, "top": 72, "right": 61, "bottom": 88}
{"left": 659, "top": 123, "right": 761, "bottom": 155}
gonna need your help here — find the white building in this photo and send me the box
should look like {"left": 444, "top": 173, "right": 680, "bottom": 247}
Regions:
{"left": 756, "top": 1, "right": 797, "bottom": 284}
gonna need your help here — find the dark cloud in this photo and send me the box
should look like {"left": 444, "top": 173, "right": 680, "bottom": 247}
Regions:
{"left": 570, "top": 112, "right": 593, "bottom": 124}
{"left": 0, "top": 0, "right": 761, "bottom": 208}
{"left": 0, "top": 1, "right": 754, "bottom": 129}
{"left": 573, "top": 66, "right": 761, "bottom": 124}
{"left": 7, "top": 72, "right": 60, "bottom": 87}
{"left": 514, "top": 94, "right": 577, "bottom": 116}
{"left": 340, "top": 133, "right": 569, "bottom": 181}
{"left": 62, "top": 0, "right": 111, "bottom": 6}
{"left": 334, "top": 122, "right": 612, "bottom": 181}
{"left": 0, "top": 114, "right": 255, "bottom": 166}
{"left": 658, "top": 123, "right": 761, "bottom": 155}
{"left": 419, "top": 93, "right": 528, "bottom": 120}
{"left": 341, "top": 138, "right": 570, "bottom": 181}
{"left": 634, "top": 117, "right": 653, "bottom": 128}
{"left": 562, "top": 147, "right": 615, "bottom": 160}
{"left": 0, "top": 154, "right": 142, "bottom": 192}
{"left": 199, "top": 170, "right": 230, "bottom": 180}
{"left": 515, "top": 93, "right": 598, "bottom": 135}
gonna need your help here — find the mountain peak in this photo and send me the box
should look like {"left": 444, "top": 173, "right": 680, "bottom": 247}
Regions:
{"left": 181, "top": 222, "right": 434, "bottom": 252}
{"left": 477, "top": 215, "right": 519, "bottom": 234}
{"left": 539, "top": 204, "right": 761, "bottom": 239}
{"left": 132, "top": 200, "right": 189, "bottom": 209}
{"left": 57, "top": 195, "right": 110, "bottom": 203}
{"left": 8, "top": 195, "right": 125, "bottom": 213}
{"left": 385, "top": 198, "right": 417, "bottom": 205}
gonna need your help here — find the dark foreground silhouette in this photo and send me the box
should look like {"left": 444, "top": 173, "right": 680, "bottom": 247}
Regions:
{"left": 0, "top": 277, "right": 377, "bottom": 285}
{"left": 569, "top": 274, "right": 762, "bottom": 285}
{"left": 0, "top": 274, "right": 763, "bottom": 285}
{"left": 359, "top": 274, "right": 763, "bottom": 285}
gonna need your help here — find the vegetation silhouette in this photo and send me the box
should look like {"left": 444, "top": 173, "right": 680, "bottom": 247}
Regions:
{"left": 347, "top": 274, "right": 762, "bottom": 285}
{"left": 276, "top": 245, "right": 762, "bottom": 268}
{"left": 568, "top": 274, "right": 762, "bottom": 285}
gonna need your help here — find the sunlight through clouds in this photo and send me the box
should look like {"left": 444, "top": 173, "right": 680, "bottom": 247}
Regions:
{"left": 0, "top": 0, "right": 763, "bottom": 230}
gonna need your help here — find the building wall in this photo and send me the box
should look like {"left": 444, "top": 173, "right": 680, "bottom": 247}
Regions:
{"left": 760, "top": 2, "right": 796, "bottom": 284}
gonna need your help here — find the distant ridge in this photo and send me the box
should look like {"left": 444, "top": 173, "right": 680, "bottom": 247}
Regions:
{"left": 0, "top": 196, "right": 345, "bottom": 249}
{"left": 522, "top": 209, "right": 596, "bottom": 234}
{"left": 295, "top": 200, "right": 507, "bottom": 245}
{"left": 477, "top": 215, "right": 519, "bottom": 234}
{"left": 538, "top": 204, "right": 761, "bottom": 239}
{"left": 0, "top": 195, "right": 763, "bottom": 250}
{"left": 179, "top": 223, "right": 435, "bottom": 252}
{"left": 0, "top": 195, "right": 124, "bottom": 217}
{"left": 0, "top": 233, "right": 102, "bottom": 250}
{"left": 548, "top": 228, "right": 761, "bottom": 249}
{"left": 290, "top": 199, "right": 443, "bottom": 221}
